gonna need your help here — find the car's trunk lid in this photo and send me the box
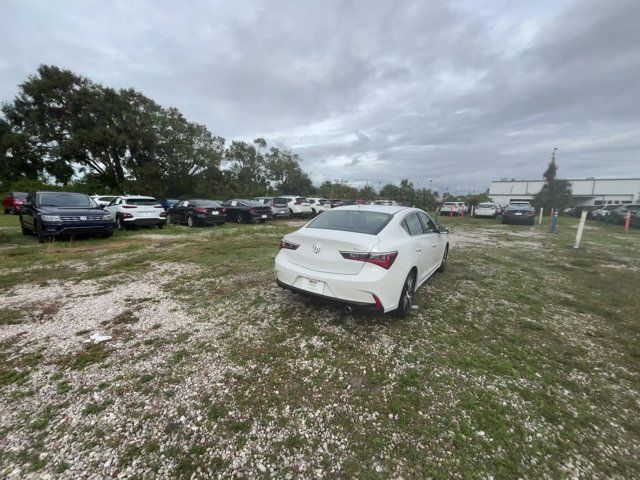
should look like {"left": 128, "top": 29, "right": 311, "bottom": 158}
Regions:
{"left": 284, "top": 228, "right": 379, "bottom": 275}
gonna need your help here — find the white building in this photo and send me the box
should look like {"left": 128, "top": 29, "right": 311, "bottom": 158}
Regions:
{"left": 489, "top": 178, "right": 640, "bottom": 207}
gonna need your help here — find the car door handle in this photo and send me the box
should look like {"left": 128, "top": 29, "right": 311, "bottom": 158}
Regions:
{"left": 415, "top": 247, "right": 422, "bottom": 252}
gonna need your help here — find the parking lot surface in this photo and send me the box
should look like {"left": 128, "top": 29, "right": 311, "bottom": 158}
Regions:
{"left": 1, "top": 215, "right": 639, "bottom": 478}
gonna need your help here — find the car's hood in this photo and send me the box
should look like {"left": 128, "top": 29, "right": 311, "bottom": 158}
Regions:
{"left": 37, "top": 206, "right": 106, "bottom": 216}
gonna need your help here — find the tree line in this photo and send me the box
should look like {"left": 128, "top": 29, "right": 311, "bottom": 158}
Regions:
{"left": 0, "top": 65, "right": 464, "bottom": 210}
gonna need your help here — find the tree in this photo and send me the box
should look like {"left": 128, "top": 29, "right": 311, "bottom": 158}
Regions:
{"left": 318, "top": 181, "right": 358, "bottom": 199}
{"left": 534, "top": 152, "right": 572, "bottom": 210}
{"left": 1, "top": 65, "right": 226, "bottom": 197}
{"left": 265, "top": 147, "right": 313, "bottom": 195}
{"left": 358, "top": 184, "right": 377, "bottom": 200}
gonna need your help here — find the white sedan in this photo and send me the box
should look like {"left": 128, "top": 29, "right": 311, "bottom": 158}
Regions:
{"left": 275, "top": 205, "right": 449, "bottom": 317}
{"left": 474, "top": 202, "right": 499, "bottom": 218}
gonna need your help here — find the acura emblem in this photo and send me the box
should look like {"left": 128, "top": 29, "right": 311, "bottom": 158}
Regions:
{"left": 313, "top": 243, "right": 321, "bottom": 254}
{"left": 80, "top": 216, "right": 87, "bottom": 221}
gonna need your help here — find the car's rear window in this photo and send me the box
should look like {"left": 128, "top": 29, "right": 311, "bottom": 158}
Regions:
{"left": 506, "top": 204, "right": 533, "bottom": 211}
{"left": 478, "top": 203, "right": 494, "bottom": 208}
{"left": 193, "top": 200, "right": 221, "bottom": 207}
{"left": 307, "top": 210, "right": 392, "bottom": 235}
{"left": 273, "top": 198, "right": 288, "bottom": 206}
{"left": 38, "top": 192, "right": 93, "bottom": 208}
{"left": 126, "top": 198, "right": 157, "bottom": 205}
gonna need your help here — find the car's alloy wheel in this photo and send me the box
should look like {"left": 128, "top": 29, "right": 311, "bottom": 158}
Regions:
{"left": 187, "top": 216, "right": 194, "bottom": 228}
{"left": 116, "top": 217, "right": 124, "bottom": 231}
{"left": 166, "top": 214, "right": 172, "bottom": 225}
{"left": 437, "top": 246, "right": 448, "bottom": 273}
{"left": 394, "top": 271, "right": 416, "bottom": 318}
{"left": 236, "top": 214, "right": 243, "bottom": 224}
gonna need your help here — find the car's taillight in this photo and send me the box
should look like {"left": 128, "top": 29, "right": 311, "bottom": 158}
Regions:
{"left": 195, "top": 208, "right": 207, "bottom": 213}
{"left": 279, "top": 240, "right": 299, "bottom": 250}
{"left": 340, "top": 251, "right": 398, "bottom": 269}
{"left": 250, "top": 208, "right": 256, "bottom": 213}
{"left": 154, "top": 205, "right": 163, "bottom": 208}
{"left": 221, "top": 208, "right": 226, "bottom": 214}
{"left": 122, "top": 205, "right": 137, "bottom": 209}
{"left": 123, "top": 213, "right": 133, "bottom": 219}
{"left": 160, "top": 211, "right": 167, "bottom": 218}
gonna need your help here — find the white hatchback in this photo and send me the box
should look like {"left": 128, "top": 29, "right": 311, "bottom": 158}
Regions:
{"left": 474, "top": 202, "right": 498, "bottom": 218}
{"left": 275, "top": 205, "right": 449, "bottom": 317}
{"left": 104, "top": 195, "right": 167, "bottom": 230}
{"left": 307, "top": 198, "right": 332, "bottom": 215}
{"left": 280, "top": 196, "right": 313, "bottom": 217}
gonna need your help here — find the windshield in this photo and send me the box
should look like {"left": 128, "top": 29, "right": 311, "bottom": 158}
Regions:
{"left": 14, "top": 192, "right": 28, "bottom": 199}
{"left": 307, "top": 210, "right": 392, "bottom": 235}
{"left": 38, "top": 192, "right": 93, "bottom": 208}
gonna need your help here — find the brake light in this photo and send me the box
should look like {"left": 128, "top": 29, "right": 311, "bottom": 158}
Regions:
{"left": 340, "top": 251, "right": 398, "bottom": 269}
{"left": 122, "top": 205, "right": 137, "bottom": 209}
{"left": 123, "top": 213, "right": 133, "bottom": 219}
{"left": 154, "top": 205, "right": 163, "bottom": 208}
{"left": 195, "top": 208, "right": 208, "bottom": 213}
{"left": 279, "top": 240, "right": 299, "bottom": 250}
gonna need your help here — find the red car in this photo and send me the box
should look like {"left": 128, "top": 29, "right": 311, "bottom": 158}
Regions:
{"left": 3, "top": 192, "right": 28, "bottom": 214}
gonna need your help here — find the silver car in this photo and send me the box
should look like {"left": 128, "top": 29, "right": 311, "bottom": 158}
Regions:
{"left": 252, "top": 197, "right": 291, "bottom": 218}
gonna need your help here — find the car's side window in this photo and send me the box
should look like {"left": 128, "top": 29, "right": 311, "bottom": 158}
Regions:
{"left": 402, "top": 213, "right": 424, "bottom": 236}
{"left": 418, "top": 212, "right": 437, "bottom": 233}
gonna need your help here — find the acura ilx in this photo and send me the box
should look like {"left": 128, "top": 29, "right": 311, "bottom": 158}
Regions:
{"left": 275, "top": 205, "right": 449, "bottom": 317}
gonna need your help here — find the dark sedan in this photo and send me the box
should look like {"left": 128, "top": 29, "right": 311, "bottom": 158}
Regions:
{"left": 501, "top": 204, "right": 536, "bottom": 225}
{"left": 20, "top": 191, "right": 115, "bottom": 243}
{"left": 221, "top": 199, "right": 273, "bottom": 224}
{"left": 167, "top": 199, "right": 227, "bottom": 227}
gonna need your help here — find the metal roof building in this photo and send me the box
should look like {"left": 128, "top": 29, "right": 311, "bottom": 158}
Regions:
{"left": 489, "top": 178, "right": 640, "bottom": 207}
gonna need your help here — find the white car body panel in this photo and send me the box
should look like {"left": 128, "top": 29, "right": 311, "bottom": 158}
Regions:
{"left": 280, "top": 196, "right": 313, "bottom": 216}
{"left": 475, "top": 203, "right": 498, "bottom": 217}
{"left": 307, "top": 198, "right": 332, "bottom": 214}
{"left": 275, "top": 205, "right": 448, "bottom": 312}
{"left": 104, "top": 195, "right": 166, "bottom": 225}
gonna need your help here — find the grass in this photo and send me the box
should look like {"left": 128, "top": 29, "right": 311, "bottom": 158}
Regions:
{"left": 0, "top": 212, "right": 639, "bottom": 477}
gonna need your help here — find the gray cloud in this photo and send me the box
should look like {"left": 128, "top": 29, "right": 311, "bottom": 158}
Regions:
{"left": 1, "top": 0, "right": 639, "bottom": 192}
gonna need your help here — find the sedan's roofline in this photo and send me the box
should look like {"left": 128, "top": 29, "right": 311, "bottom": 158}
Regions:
{"left": 330, "top": 204, "right": 411, "bottom": 215}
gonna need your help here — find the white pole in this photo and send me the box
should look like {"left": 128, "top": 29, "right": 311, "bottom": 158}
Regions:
{"left": 573, "top": 210, "right": 588, "bottom": 249}
{"left": 471, "top": 205, "right": 475, "bottom": 216}
{"left": 539, "top": 207, "right": 543, "bottom": 225}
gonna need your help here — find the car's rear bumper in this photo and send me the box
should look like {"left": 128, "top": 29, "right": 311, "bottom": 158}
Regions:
{"left": 274, "top": 252, "right": 401, "bottom": 312}
{"left": 195, "top": 215, "right": 227, "bottom": 225}
{"left": 502, "top": 216, "right": 535, "bottom": 224}
{"left": 124, "top": 218, "right": 166, "bottom": 226}
{"left": 276, "top": 279, "right": 382, "bottom": 311}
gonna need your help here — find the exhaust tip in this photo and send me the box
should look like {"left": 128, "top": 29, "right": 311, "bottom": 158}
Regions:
{"left": 343, "top": 306, "right": 352, "bottom": 314}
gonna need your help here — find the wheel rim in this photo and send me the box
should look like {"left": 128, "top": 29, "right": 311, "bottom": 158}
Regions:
{"left": 442, "top": 248, "right": 448, "bottom": 267}
{"left": 236, "top": 215, "right": 242, "bottom": 224}
{"left": 403, "top": 274, "right": 415, "bottom": 311}
{"left": 187, "top": 217, "right": 193, "bottom": 227}
{"left": 116, "top": 218, "right": 122, "bottom": 230}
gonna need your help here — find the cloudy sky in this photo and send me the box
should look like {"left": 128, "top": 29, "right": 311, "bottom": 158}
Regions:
{"left": 1, "top": 0, "right": 639, "bottom": 193}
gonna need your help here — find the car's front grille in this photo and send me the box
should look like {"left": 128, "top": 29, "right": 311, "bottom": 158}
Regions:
{"left": 60, "top": 216, "right": 106, "bottom": 222}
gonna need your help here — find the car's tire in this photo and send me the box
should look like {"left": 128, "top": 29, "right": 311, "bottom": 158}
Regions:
{"left": 166, "top": 214, "right": 172, "bottom": 225}
{"left": 236, "top": 214, "right": 244, "bottom": 224}
{"left": 437, "top": 246, "right": 449, "bottom": 273}
{"left": 20, "top": 217, "right": 31, "bottom": 235}
{"left": 3, "top": 208, "right": 9, "bottom": 214}
{"left": 393, "top": 270, "right": 416, "bottom": 319}
{"left": 116, "top": 216, "right": 125, "bottom": 231}
{"left": 158, "top": 223, "right": 165, "bottom": 229}
{"left": 187, "top": 216, "right": 194, "bottom": 228}
{"left": 35, "top": 221, "right": 47, "bottom": 243}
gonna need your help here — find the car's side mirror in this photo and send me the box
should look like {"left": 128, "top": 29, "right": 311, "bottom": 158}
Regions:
{"left": 438, "top": 226, "right": 450, "bottom": 234}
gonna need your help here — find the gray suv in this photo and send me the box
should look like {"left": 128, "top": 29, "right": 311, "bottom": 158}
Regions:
{"left": 252, "top": 197, "right": 291, "bottom": 218}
